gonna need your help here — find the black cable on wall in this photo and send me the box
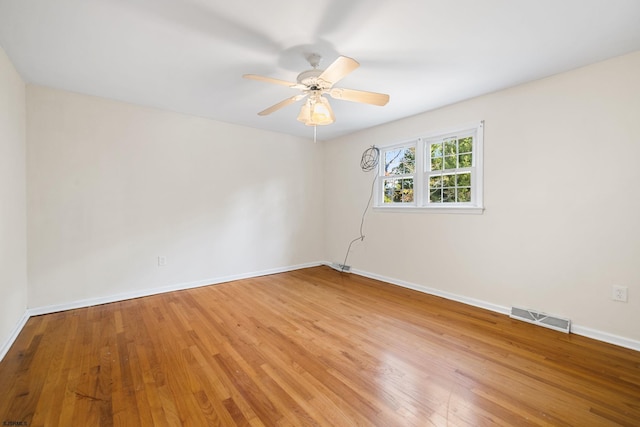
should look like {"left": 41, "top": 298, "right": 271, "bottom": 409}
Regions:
{"left": 339, "top": 146, "right": 379, "bottom": 272}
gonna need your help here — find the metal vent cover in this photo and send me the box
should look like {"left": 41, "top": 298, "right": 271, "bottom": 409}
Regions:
{"left": 510, "top": 307, "right": 571, "bottom": 333}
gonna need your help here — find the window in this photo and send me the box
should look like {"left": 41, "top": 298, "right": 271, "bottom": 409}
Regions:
{"left": 375, "top": 121, "right": 483, "bottom": 213}
{"left": 382, "top": 145, "right": 415, "bottom": 203}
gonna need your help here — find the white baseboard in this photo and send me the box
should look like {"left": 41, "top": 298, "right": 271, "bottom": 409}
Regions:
{"left": 349, "top": 266, "right": 511, "bottom": 315}
{"left": 1, "top": 261, "right": 322, "bottom": 362}
{"left": 570, "top": 325, "right": 640, "bottom": 352}
{"left": 341, "top": 265, "right": 640, "bottom": 353}
{"left": 0, "top": 311, "right": 30, "bottom": 362}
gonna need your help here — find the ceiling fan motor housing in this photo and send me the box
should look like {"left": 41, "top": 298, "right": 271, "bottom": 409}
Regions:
{"left": 297, "top": 69, "right": 326, "bottom": 89}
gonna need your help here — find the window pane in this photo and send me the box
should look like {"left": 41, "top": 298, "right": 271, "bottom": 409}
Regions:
{"left": 458, "top": 153, "right": 472, "bottom": 167}
{"left": 444, "top": 155, "right": 457, "bottom": 169}
{"left": 393, "top": 185, "right": 403, "bottom": 202}
{"left": 442, "top": 174, "right": 455, "bottom": 188}
{"left": 430, "top": 143, "right": 443, "bottom": 158}
{"left": 401, "top": 178, "right": 414, "bottom": 202}
{"left": 383, "top": 179, "right": 394, "bottom": 203}
{"left": 459, "top": 137, "right": 473, "bottom": 153}
{"left": 399, "top": 148, "right": 415, "bottom": 174}
{"left": 384, "top": 149, "right": 401, "bottom": 175}
{"left": 383, "top": 178, "right": 413, "bottom": 203}
{"left": 431, "top": 157, "right": 443, "bottom": 171}
{"left": 456, "top": 172, "right": 471, "bottom": 187}
{"left": 385, "top": 147, "right": 415, "bottom": 175}
{"left": 442, "top": 188, "right": 455, "bottom": 202}
{"left": 427, "top": 174, "right": 472, "bottom": 203}
{"left": 429, "top": 175, "right": 442, "bottom": 189}
{"left": 444, "top": 139, "right": 457, "bottom": 155}
{"left": 457, "top": 187, "right": 471, "bottom": 202}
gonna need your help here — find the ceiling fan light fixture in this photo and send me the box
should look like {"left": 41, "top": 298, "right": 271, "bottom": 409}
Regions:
{"left": 297, "top": 95, "right": 335, "bottom": 126}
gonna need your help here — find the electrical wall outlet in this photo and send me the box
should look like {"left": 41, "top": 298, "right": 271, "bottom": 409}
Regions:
{"left": 611, "top": 285, "right": 628, "bottom": 302}
{"left": 158, "top": 256, "right": 167, "bottom": 267}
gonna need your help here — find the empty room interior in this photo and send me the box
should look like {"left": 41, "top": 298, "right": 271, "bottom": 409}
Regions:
{"left": 1, "top": 0, "right": 640, "bottom": 425}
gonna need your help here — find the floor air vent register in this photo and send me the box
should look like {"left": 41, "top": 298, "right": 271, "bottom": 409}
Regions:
{"left": 510, "top": 307, "right": 571, "bottom": 333}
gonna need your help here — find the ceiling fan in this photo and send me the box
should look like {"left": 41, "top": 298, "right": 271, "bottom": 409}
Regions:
{"left": 243, "top": 53, "right": 389, "bottom": 127}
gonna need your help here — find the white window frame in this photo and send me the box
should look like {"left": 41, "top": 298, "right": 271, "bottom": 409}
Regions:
{"left": 373, "top": 121, "right": 484, "bottom": 214}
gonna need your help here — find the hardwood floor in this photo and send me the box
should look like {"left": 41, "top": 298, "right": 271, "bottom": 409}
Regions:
{"left": 1, "top": 266, "right": 639, "bottom": 426}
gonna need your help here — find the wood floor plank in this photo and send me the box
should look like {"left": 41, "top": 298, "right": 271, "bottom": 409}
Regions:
{"left": 1, "top": 266, "right": 639, "bottom": 426}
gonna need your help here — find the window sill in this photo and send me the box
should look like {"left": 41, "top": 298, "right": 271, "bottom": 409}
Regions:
{"left": 373, "top": 205, "right": 485, "bottom": 214}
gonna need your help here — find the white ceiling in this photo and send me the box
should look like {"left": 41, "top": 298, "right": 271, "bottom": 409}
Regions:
{"left": 1, "top": 0, "right": 640, "bottom": 141}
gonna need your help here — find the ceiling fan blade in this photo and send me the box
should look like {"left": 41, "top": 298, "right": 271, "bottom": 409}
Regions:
{"left": 243, "top": 74, "right": 298, "bottom": 87}
{"left": 318, "top": 56, "right": 360, "bottom": 87}
{"left": 258, "top": 94, "right": 307, "bottom": 116}
{"left": 328, "top": 88, "right": 390, "bottom": 106}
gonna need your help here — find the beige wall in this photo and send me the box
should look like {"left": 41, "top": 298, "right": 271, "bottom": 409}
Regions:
{"left": 27, "top": 86, "right": 324, "bottom": 308}
{"left": 324, "top": 51, "right": 640, "bottom": 343}
{"left": 0, "top": 46, "right": 28, "bottom": 351}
